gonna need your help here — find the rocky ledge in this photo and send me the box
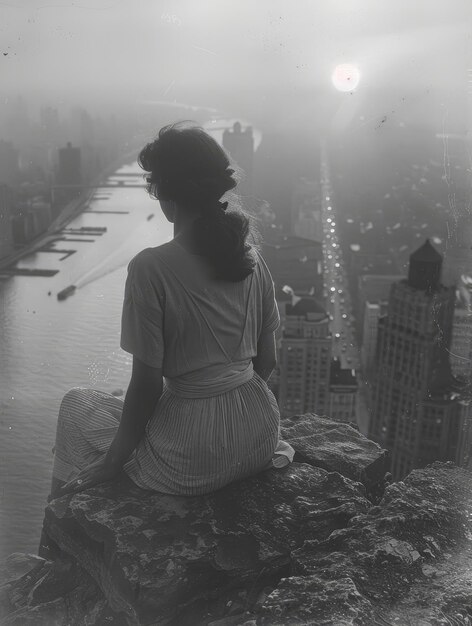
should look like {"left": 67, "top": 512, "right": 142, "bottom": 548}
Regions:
{"left": 1, "top": 414, "right": 472, "bottom": 625}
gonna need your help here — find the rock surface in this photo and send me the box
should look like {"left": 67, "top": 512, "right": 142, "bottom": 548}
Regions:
{"left": 2, "top": 414, "right": 472, "bottom": 625}
{"left": 281, "top": 414, "right": 389, "bottom": 499}
{"left": 44, "top": 463, "right": 370, "bottom": 625}
{"left": 261, "top": 461, "right": 472, "bottom": 625}
{"left": 0, "top": 552, "right": 124, "bottom": 625}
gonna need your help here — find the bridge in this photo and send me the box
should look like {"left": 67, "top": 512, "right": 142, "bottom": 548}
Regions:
{"left": 52, "top": 181, "right": 146, "bottom": 190}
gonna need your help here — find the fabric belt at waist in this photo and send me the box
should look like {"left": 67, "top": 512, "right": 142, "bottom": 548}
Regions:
{"left": 165, "top": 361, "right": 255, "bottom": 399}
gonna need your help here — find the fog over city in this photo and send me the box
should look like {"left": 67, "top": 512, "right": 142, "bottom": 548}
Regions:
{"left": 2, "top": 2, "right": 472, "bottom": 620}
{"left": 1, "top": 0, "right": 469, "bottom": 130}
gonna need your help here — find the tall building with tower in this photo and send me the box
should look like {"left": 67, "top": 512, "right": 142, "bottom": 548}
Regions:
{"left": 55, "top": 142, "right": 82, "bottom": 207}
{"left": 0, "top": 185, "right": 14, "bottom": 260}
{"left": 57, "top": 142, "right": 82, "bottom": 186}
{"left": 291, "top": 178, "right": 323, "bottom": 242}
{"left": 278, "top": 298, "right": 332, "bottom": 417}
{"left": 262, "top": 232, "right": 323, "bottom": 297}
{"left": 329, "top": 358, "right": 358, "bottom": 423}
{"left": 360, "top": 300, "right": 389, "bottom": 374}
{"left": 369, "top": 239, "right": 471, "bottom": 479}
{"left": 40, "top": 106, "right": 62, "bottom": 171}
{"left": 450, "top": 276, "right": 472, "bottom": 382}
{"left": 222, "top": 121, "right": 254, "bottom": 198}
{"left": 442, "top": 214, "right": 472, "bottom": 287}
{"left": 0, "top": 140, "right": 20, "bottom": 187}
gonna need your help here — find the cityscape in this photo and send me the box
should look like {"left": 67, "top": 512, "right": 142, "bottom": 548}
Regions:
{"left": 2, "top": 1, "right": 472, "bottom": 623}
{"left": 1, "top": 97, "right": 471, "bottom": 489}
{"left": 220, "top": 118, "right": 472, "bottom": 483}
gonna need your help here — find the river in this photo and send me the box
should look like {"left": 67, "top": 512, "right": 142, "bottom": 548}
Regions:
{"left": 0, "top": 118, "right": 260, "bottom": 558}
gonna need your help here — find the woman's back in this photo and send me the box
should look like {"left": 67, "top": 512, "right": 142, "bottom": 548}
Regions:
{"left": 49, "top": 122, "right": 293, "bottom": 504}
{"left": 117, "top": 240, "right": 288, "bottom": 494}
{"left": 120, "top": 239, "right": 280, "bottom": 382}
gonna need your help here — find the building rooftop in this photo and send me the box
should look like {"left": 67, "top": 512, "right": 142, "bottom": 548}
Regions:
{"left": 427, "top": 355, "right": 468, "bottom": 399}
{"left": 358, "top": 274, "right": 404, "bottom": 304}
{"left": 410, "top": 238, "right": 443, "bottom": 263}
{"left": 455, "top": 276, "right": 472, "bottom": 308}
{"left": 263, "top": 231, "right": 322, "bottom": 251}
{"left": 275, "top": 286, "right": 294, "bottom": 303}
{"left": 408, "top": 239, "right": 443, "bottom": 291}
{"left": 286, "top": 297, "right": 327, "bottom": 319}
{"left": 330, "top": 358, "right": 357, "bottom": 387}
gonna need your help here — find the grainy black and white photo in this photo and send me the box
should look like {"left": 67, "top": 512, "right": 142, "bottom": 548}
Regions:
{"left": 1, "top": 1, "right": 472, "bottom": 624}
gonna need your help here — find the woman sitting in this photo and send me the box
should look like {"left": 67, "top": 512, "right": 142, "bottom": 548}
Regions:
{"left": 50, "top": 121, "right": 294, "bottom": 500}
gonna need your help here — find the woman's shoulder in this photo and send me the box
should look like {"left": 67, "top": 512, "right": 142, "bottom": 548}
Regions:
{"left": 129, "top": 241, "right": 175, "bottom": 269}
{"left": 252, "top": 247, "right": 272, "bottom": 276}
{"left": 127, "top": 243, "right": 176, "bottom": 287}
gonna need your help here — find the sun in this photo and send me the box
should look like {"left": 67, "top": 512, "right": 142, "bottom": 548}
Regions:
{"left": 331, "top": 64, "right": 361, "bottom": 92}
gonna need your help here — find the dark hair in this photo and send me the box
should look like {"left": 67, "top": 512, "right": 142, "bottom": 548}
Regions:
{"left": 138, "top": 121, "right": 259, "bottom": 282}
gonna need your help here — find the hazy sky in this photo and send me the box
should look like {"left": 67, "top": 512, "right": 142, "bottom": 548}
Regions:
{"left": 0, "top": 0, "right": 470, "bottom": 128}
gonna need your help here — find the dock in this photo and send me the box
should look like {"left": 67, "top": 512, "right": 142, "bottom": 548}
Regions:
{"left": 60, "top": 230, "right": 105, "bottom": 236}
{"left": 53, "top": 238, "right": 95, "bottom": 243}
{"left": 0, "top": 268, "right": 59, "bottom": 277}
{"left": 82, "top": 210, "right": 130, "bottom": 214}
{"left": 39, "top": 248, "right": 76, "bottom": 261}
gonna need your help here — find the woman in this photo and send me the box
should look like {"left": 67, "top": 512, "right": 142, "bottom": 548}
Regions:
{"left": 50, "top": 121, "right": 294, "bottom": 500}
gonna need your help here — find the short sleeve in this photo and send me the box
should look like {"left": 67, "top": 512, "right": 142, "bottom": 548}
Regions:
{"left": 257, "top": 252, "right": 280, "bottom": 334}
{"left": 120, "top": 251, "right": 165, "bottom": 368}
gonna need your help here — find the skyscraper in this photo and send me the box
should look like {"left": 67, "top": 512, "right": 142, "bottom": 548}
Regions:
{"left": 40, "top": 106, "right": 62, "bottom": 171}
{"left": 369, "top": 239, "right": 471, "bottom": 479}
{"left": 291, "top": 178, "right": 323, "bottom": 242}
{"left": 262, "top": 232, "right": 323, "bottom": 297}
{"left": 329, "top": 358, "right": 358, "bottom": 423}
{"left": 278, "top": 298, "right": 331, "bottom": 417}
{"left": 442, "top": 214, "right": 472, "bottom": 287}
{"left": 360, "top": 300, "right": 388, "bottom": 374}
{"left": 222, "top": 121, "right": 254, "bottom": 198}
{"left": 55, "top": 142, "right": 82, "bottom": 207}
{"left": 357, "top": 274, "right": 404, "bottom": 341}
{"left": 0, "top": 185, "right": 14, "bottom": 260}
{"left": 57, "top": 142, "right": 82, "bottom": 186}
{"left": 450, "top": 276, "right": 472, "bottom": 382}
{"left": 0, "top": 140, "right": 20, "bottom": 187}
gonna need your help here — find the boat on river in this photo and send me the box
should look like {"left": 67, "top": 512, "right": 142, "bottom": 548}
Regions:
{"left": 57, "top": 285, "right": 76, "bottom": 301}
{"left": 147, "top": 214, "right": 154, "bottom": 221}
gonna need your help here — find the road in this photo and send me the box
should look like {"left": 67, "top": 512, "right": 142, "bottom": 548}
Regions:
{"left": 320, "top": 142, "right": 359, "bottom": 369}
{"left": 320, "top": 141, "right": 370, "bottom": 435}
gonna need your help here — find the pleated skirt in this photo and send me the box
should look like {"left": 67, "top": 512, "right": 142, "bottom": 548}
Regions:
{"left": 52, "top": 372, "right": 293, "bottom": 496}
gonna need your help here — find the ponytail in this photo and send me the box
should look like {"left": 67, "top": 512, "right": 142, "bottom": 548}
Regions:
{"left": 190, "top": 200, "right": 258, "bottom": 282}
{"left": 138, "top": 121, "right": 259, "bottom": 282}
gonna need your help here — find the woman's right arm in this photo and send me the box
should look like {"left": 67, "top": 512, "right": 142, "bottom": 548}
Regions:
{"left": 253, "top": 251, "right": 280, "bottom": 382}
{"left": 253, "top": 330, "right": 277, "bottom": 382}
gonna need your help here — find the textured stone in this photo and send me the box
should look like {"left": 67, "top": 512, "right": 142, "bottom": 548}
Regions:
{"left": 281, "top": 413, "right": 389, "bottom": 496}
{"left": 43, "top": 463, "right": 370, "bottom": 625}
{"left": 378, "top": 539, "right": 472, "bottom": 625}
{"left": 279, "top": 462, "right": 472, "bottom": 621}
{"left": 259, "top": 575, "right": 373, "bottom": 625}
{"left": 3, "top": 421, "right": 472, "bottom": 626}
{"left": 0, "top": 553, "right": 46, "bottom": 585}
{"left": 0, "top": 554, "right": 125, "bottom": 625}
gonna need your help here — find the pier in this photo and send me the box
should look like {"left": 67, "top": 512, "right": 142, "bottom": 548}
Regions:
{"left": 82, "top": 210, "right": 130, "bottom": 215}
{"left": 59, "top": 227, "right": 107, "bottom": 235}
{"left": 55, "top": 238, "right": 95, "bottom": 243}
{"left": 0, "top": 268, "right": 59, "bottom": 277}
{"left": 53, "top": 182, "right": 145, "bottom": 190}
{"left": 38, "top": 248, "right": 76, "bottom": 261}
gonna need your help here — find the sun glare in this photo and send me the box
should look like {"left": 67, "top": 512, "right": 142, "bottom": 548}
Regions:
{"left": 331, "top": 63, "right": 361, "bottom": 92}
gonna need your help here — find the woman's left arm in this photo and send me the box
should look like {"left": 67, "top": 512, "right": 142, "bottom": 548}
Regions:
{"left": 104, "top": 356, "right": 163, "bottom": 469}
{"left": 60, "top": 356, "right": 163, "bottom": 494}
